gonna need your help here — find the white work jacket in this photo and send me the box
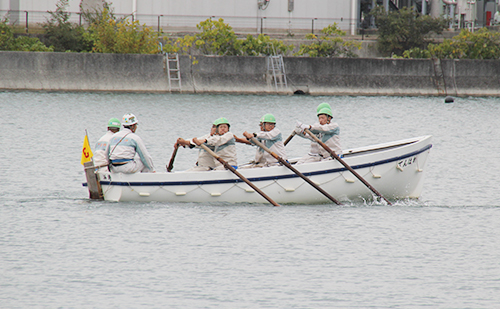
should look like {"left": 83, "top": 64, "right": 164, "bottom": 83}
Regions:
{"left": 106, "top": 128, "right": 155, "bottom": 172}
{"left": 205, "top": 132, "right": 237, "bottom": 167}
{"left": 251, "top": 127, "right": 287, "bottom": 165}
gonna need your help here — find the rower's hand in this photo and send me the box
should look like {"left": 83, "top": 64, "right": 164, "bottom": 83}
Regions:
{"left": 236, "top": 134, "right": 252, "bottom": 145}
{"left": 295, "top": 121, "right": 310, "bottom": 134}
{"left": 243, "top": 131, "right": 253, "bottom": 139}
{"left": 176, "top": 138, "right": 187, "bottom": 147}
{"left": 193, "top": 137, "right": 206, "bottom": 146}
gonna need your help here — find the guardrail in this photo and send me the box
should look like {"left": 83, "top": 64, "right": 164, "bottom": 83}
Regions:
{"left": 1, "top": 10, "right": 358, "bottom": 36}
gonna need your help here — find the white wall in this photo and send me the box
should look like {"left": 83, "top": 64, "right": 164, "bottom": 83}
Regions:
{"left": 99, "top": 0, "right": 355, "bottom": 32}
{"left": 0, "top": 0, "right": 357, "bottom": 32}
{"left": 132, "top": 0, "right": 352, "bottom": 19}
{"left": 0, "top": 0, "right": 8, "bottom": 11}
{"left": 18, "top": 0, "right": 80, "bottom": 12}
{"left": 1, "top": 0, "right": 352, "bottom": 18}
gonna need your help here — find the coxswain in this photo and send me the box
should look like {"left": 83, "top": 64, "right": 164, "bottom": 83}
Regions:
{"left": 106, "top": 113, "right": 155, "bottom": 173}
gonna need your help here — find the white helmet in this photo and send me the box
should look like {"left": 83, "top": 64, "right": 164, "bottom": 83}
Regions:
{"left": 122, "top": 113, "right": 138, "bottom": 125}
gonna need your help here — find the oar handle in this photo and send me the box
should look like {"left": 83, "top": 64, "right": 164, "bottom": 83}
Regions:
{"left": 166, "top": 143, "right": 179, "bottom": 172}
{"left": 304, "top": 128, "right": 392, "bottom": 205}
{"left": 249, "top": 137, "right": 342, "bottom": 205}
{"left": 284, "top": 131, "right": 296, "bottom": 146}
{"left": 198, "top": 143, "right": 280, "bottom": 207}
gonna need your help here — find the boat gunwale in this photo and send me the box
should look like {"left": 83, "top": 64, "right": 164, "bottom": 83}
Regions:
{"left": 97, "top": 142, "right": 433, "bottom": 187}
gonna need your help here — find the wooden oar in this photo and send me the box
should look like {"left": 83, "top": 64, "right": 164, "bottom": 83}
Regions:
{"left": 166, "top": 143, "right": 179, "bottom": 172}
{"left": 283, "top": 131, "right": 296, "bottom": 146}
{"left": 198, "top": 143, "right": 280, "bottom": 207}
{"left": 304, "top": 128, "right": 392, "bottom": 205}
{"left": 249, "top": 137, "right": 342, "bottom": 205}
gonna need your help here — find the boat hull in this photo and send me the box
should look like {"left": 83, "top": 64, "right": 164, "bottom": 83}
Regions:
{"left": 94, "top": 136, "right": 432, "bottom": 204}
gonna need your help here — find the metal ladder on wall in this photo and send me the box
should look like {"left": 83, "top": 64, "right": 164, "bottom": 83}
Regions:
{"left": 267, "top": 54, "right": 287, "bottom": 91}
{"left": 165, "top": 53, "right": 181, "bottom": 92}
{"left": 432, "top": 58, "right": 446, "bottom": 96}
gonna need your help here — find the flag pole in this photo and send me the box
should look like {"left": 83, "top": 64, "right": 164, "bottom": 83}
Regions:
{"left": 82, "top": 129, "right": 103, "bottom": 200}
{"left": 85, "top": 129, "right": 92, "bottom": 163}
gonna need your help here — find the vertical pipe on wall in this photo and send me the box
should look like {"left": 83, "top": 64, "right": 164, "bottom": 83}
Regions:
{"left": 351, "top": 0, "right": 357, "bottom": 35}
{"left": 430, "top": 0, "right": 443, "bottom": 18}
{"left": 25, "top": 11, "right": 28, "bottom": 33}
{"left": 443, "top": 1, "right": 457, "bottom": 28}
{"left": 132, "top": 0, "right": 137, "bottom": 21}
{"left": 372, "top": 0, "right": 377, "bottom": 26}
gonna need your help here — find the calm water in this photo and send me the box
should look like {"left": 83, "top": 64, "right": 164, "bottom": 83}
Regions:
{"left": 1, "top": 91, "right": 500, "bottom": 308}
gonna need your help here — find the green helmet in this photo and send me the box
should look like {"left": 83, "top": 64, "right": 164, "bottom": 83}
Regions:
{"left": 107, "top": 117, "right": 121, "bottom": 128}
{"left": 213, "top": 117, "right": 230, "bottom": 127}
{"left": 316, "top": 102, "right": 332, "bottom": 113}
{"left": 261, "top": 113, "right": 276, "bottom": 124}
{"left": 317, "top": 107, "right": 333, "bottom": 117}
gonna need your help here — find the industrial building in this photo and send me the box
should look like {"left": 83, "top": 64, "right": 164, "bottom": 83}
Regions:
{"left": 1, "top": 0, "right": 499, "bottom": 35}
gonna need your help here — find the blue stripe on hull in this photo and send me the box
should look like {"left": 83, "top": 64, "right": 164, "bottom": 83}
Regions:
{"left": 93, "top": 144, "right": 432, "bottom": 187}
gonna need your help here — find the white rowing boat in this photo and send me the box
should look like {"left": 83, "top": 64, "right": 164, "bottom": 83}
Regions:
{"left": 86, "top": 135, "right": 432, "bottom": 204}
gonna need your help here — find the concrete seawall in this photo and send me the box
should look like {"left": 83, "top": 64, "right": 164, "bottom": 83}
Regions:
{"left": 1, "top": 51, "right": 499, "bottom": 96}
{"left": 0, "top": 51, "right": 168, "bottom": 92}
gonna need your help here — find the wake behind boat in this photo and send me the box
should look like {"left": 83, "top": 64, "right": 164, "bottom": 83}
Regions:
{"left": 84, "top": 135, "right": 432, "bottom": 204}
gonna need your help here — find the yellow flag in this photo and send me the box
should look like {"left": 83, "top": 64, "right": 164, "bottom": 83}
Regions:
{"left": 81, "top": 135, "right": 93, "bottom": 165}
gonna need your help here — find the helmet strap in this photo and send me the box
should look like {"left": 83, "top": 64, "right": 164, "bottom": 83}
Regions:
{"left": 124, "top": 124, "right": 137, "bottom": 132}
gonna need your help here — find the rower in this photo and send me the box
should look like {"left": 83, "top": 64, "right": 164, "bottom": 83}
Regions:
{"left": 177, "top": 124, "right": 218, "bottom": 171}
{"left": 295, "top": 107, "right": 342, "bottom": 164}
{"left": 193, "top": 117, "right": 238, "bottom": 170}
{"left": 242, "top": 113, "right": 287, "bottom": 168}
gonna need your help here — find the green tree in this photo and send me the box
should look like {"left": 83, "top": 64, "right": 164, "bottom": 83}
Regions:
{"left": 84, "top": 8, "right": 161, "bottom": 54}
{"left": 428, "top": 28, "right": 500, "bottom": 59}
{"left": 239, "top": 34, "right": 293, "bottom": 56}
{"left": 41, "top": 0, "right": 91, "bottom": 52}
{"left": 0, "top": 18, "right": 15, "bottom": 50}
{"left": 1, "top": 18, "right": 53, "bottom": 52}
{"left": 402, "top": 47, "right": 431, "bottom": 59}
{"left": 177, "top": 18, "right": 240, "bottom": 56}
{"left": 403, "top": 28, "right": 500, "bottom": 59}
{"left": 12, "top": 36, "right": 54, "bottom": 52}
{"left": 168, "top": 19, "right": 359, "bottom": 58}
{"left": 372, "top": 6, "right": 448, "bottom": 56}
{"left": 295, "top": 23, "right": 360, "bottom": 57}
{"left": 174, "top": 19, "right": 293, "bottom": 56}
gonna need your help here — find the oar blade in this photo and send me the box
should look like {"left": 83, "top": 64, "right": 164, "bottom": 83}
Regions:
{"left": 303, "top": 128, "right": 392, "bottom": 205}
